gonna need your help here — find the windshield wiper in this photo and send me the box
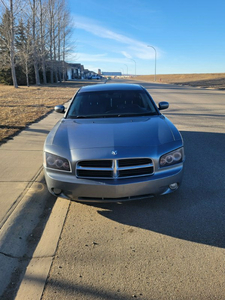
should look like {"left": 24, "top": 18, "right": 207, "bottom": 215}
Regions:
{"left": 69, "top": 115, "right": 113, "bottom": 119}
{"left": 136, "top": 112, "right": 157, "bottom": 116}
{"left": 68, "top": 112, "right": 156, "bottom": 119}
{"left": 105, "top": 112, "right": 156, "bottom": 117}
{"left": 102, "top": 114, "right": 123, "bottom": 118}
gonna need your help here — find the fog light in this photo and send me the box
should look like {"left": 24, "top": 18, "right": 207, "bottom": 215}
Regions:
{"left": 53, "top": 188, "right": 62, "bottom": 195}
{"left": 169, "top": 183, "right": 178, "bottom": 190}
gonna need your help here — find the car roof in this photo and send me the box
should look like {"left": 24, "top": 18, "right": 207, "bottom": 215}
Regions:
{"left": 78, "top": 83, "right": 144, "bottom": 93}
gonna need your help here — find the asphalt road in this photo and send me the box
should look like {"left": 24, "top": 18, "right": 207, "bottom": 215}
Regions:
{"left": 7, "top": 79, "right": 225, "bottom": 299}
{"left": 39, "top": 80, "right": 225, "bottom": 300}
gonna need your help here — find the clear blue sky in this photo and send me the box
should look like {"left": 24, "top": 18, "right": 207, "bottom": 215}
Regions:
{"left": 67, "top": 0, "right": 225, "bottom": 75}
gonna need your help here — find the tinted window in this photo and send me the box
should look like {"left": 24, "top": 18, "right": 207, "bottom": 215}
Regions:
{"left": 67, "top": 90, "right": 157, "bottom": 118}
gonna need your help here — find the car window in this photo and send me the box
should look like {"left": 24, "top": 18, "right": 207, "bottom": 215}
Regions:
{"left": 66, "top": 90, "right": 157, "bottom": 118}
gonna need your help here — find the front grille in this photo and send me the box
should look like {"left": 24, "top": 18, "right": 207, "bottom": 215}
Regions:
{"left": 76, "top": 158, "right": 154, "bottom": 179}
{"left": 118, "top": 158, "right": 151, "bottom": 167}
{"left": 78, "top": 160, "right": 112, "bottom": 168}
{"left": 78, "top": 169, "right": 113, "bottom": 178}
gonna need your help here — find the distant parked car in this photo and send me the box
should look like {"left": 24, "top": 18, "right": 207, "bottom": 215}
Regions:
{"left": 44, "top": 83, "right": 185, "bottom": 202}
{"left": 91, "top": 75, "right": 101, "bottom": 79}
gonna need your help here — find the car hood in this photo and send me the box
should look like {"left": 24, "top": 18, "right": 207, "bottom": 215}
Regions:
{"left": 47, "top": 116, "right": 181, "bottom": 150}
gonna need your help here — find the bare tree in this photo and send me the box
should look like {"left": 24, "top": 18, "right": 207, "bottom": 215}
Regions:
{"left": 27, "top": 0, "right": 47, "bottom": 84}
{"left": 31, "top": 0, "right": 40, "bottom": 85}
{"left": 39, "top": 0, "right": 47, "bottom": 84}
{"left": 59, "top": 0, "right": 72, "bottom": 81}
{"left": 0, "top": 0, "right": 18, "bottom": 87}
{"left": 9, "top": 0, "right": 17, "bottom": 87}
{"left": 46, "top": 0, "right": 54, "bottom": 83}
{"left": 0, "top": 0, "right": 72, "bottom": 85}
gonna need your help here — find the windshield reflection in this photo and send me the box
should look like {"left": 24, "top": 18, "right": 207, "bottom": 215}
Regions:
{"left": 66, "top": 90, "right": 158, "bottom": 119}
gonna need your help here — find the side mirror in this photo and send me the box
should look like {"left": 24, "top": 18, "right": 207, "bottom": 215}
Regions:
{"left": 158, "top": 101, "right": 169, "bottom": 110}
{"left": 54, "top": 105, "right": 65, "bottom": 113}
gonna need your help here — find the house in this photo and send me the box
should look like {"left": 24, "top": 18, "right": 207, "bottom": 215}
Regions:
{"left": 67, "top": 63, "right": 84, "bottom": 79}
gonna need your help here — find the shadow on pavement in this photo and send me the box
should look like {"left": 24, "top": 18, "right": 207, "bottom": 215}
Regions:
{"left": 21, "top": 274, "right": 134, "bottom": 300}
{"left": 0, "top": 174, "right": 57, "bottom": 300}
{"left": 91, "top": 131, "right": 225, "bottom": 248}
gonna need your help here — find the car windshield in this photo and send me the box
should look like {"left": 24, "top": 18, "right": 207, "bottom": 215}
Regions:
{"left": 66, "top": 90, "right": 158, "bottom": 118}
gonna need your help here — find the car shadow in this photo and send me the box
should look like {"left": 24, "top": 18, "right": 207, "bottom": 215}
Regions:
{"left": 90, "top": 131, "right": 225, "bottom": 248}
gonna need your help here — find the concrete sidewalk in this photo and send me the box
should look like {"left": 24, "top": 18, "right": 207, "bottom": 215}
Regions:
{"left": 0, "top": 107, "right": 70, "bottom": 299}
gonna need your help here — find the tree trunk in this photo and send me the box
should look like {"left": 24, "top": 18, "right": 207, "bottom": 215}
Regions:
{"left": 39, "top": 0, "right": 47, "bottom": 84}
{"left": 10, "top": 0, "right": 18, "bottom": 88}
{"left": 25, "top": 60, "right": 29, "bottom": 87}
{"left": 32, "top": 0, "right": 40, "bottom": 85}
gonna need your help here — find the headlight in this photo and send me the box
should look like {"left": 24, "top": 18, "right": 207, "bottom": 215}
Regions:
{"left": 45, "top": 152, "right": 71, "bottom": 172}
{"left": 160, "top": 148, "right": 183, "bottom": 167}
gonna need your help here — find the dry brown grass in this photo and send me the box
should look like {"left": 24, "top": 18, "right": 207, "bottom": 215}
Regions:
{"left": 0, "top": 82, "right": 87, "bottom": 144}
{"left": 136, "top": 73, "right": 225, "bottom": 89}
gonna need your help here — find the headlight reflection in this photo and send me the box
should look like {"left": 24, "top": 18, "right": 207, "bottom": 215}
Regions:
{"left": 160, "top": 148, "right": 183, "bottom": 167}
{"left": 45, "top": 152, "right": 71, "bottom": 172}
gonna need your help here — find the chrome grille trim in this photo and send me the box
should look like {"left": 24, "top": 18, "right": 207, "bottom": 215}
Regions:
{"left": 76, "top": 158, "right": 154, "bottom": 179}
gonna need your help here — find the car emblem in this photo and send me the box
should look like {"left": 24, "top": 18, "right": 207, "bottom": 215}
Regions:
{"left": 111, "top": 150, "right": 117, "bottom": 155}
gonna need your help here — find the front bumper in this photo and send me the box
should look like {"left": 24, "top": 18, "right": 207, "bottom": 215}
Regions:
{"left": 44, "top": 164, "right": 184, "bottom": 202}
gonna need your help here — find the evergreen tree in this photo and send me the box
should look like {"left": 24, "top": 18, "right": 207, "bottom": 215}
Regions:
{"left": 0, "top": 9, "right": 11, "bottom": 73}
{"left": 16, "top": 19, "right": 33, "bottom": 86}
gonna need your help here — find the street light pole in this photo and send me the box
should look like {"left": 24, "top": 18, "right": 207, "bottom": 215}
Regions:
{"left": 130, "top": 58, "right": 136, "bottom": 76}
{"left": 124, "top": 64, "right": 128, "bottom": 76}
{"left": 147, "top": 45, "right": 156, "bottom": 81}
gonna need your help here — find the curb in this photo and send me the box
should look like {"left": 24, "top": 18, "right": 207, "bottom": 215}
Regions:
{"left": 15, "top": 197, "right": 70, "bottom": 300}
{"left": 0, "top": 172, "right": 57, "bottom": 298}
